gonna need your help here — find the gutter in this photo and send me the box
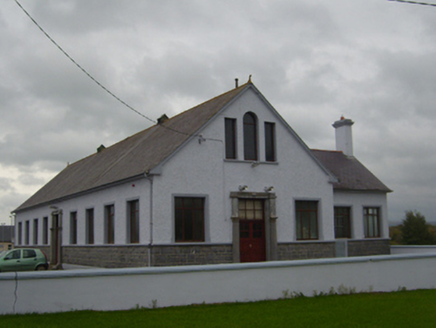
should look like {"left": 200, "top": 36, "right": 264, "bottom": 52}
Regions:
{"left": 14, "top": 173, "right": 147, "bottom": 214}
{"left": 145, "top": 174, "right": 154, "bottom": 267}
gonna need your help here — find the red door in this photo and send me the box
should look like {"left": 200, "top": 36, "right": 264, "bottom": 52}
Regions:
{"left": 239, "top": 199, "right": 266, "bottom": 262}
{"left": 240, "top": 220, "right": 266, "bottom": 262}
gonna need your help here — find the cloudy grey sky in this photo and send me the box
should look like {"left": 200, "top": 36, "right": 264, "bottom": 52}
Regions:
{"left": 1, "top": 0, "right": 436, "bottom": 225}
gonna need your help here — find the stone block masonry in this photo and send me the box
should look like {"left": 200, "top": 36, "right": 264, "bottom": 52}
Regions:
{"left": 277, "top": 241, "right": 336, "bottom": 260}
{"left": 32, "top": 239, "right": 390, "bottom": 268}
{"left": 348, "top": 239, "right": 390, "bottom": 257}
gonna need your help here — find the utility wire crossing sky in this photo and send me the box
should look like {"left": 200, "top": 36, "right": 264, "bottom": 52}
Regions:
{"left": 1, "top": 0, "right": 436, "bottom": 225}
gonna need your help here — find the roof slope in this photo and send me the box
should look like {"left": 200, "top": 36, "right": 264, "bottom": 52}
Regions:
{"left": 311, "top": 149, "right": 391, "bottom": 192}
{"left": 15, "top": 83, "right": 250, "bottom": 212}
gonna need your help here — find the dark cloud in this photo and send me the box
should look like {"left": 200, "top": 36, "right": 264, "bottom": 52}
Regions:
{"left": 1, "top": 0, "right": 436, "bottom": 223}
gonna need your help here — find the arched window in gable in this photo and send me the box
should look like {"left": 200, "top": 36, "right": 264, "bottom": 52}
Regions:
{"left": 243, "top": 112, "right": 258, "bottom": 161}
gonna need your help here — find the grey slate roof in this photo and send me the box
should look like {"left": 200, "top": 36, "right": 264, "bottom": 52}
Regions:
{"left": 14, "top": 82, "right": 390, "bottom": 213}
{"left": 311, "top": 149, "right": 391, "bottom": 192}
{"left": 15, "top": 83, "right": 250, "bottom": 213}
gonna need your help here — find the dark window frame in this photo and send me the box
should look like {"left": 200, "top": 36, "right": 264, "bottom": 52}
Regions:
{"left": 105, "top": 204, "right": 115, "bottom": 244}
{"left": 18, "top": 222, "right": 22, "bottom": 245}
{"left": 175, "top": 197, "right": 205, "bottom": 242}
{"left": 70, "top": 211, "right": 77, "bottom": 244}
{"left": 225, "top": 118, "right": 237, "bottom": 159}
{"left": 25, "top": 220, "right": 30, "bottom": 245}
{"left": 42, "top": 217, "right": 48, "bottom": 245}
{"left": 334, "top": 207, "right": 351, "bottom": 239}
{"left": 243, "top": 112, "right": 258, "bottom": 161}
{"left": 295, "top": 201, "right": 319, "bottom": 240}
{"left": 364, "top": 207, "right": 381, "bottom": 238}
{"left": 86, "top": 208, "right": 94, "bottom": 244}
{"left": 264, "top": 122, "right": 276, "bottom": 162}
{"left": 128, "top": 200, "right": 139, "bottom": 243}
{"left": 33, "top": 218, "right": 38, "bottom": 245}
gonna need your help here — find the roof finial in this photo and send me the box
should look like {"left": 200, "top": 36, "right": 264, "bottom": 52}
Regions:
{"left": 248, "top": 74, "right": 252, "bottom": 83}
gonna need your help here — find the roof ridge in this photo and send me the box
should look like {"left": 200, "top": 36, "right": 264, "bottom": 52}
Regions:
{"left": 159, "top": 82, "right": 250, "bottom": 125}
{"left": 14, "top": 82, "right": 255, "bottom": 212}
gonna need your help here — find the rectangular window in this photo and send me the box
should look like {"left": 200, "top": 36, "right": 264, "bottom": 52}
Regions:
{"left": 43, "top": 217, "right": 48, "bottom": 244}
{"left": 33, "top": 219, "right": 38, "bottom": 245}
{"left": 364, "top": 207, "right": 380, "bottom": 238}
{"left": 296, "top": 201, "right": 318, "bottom": 240}
{"left": 238, "top": 199, "right": 264, "bottom": 220}
{"left": 86, "top": 208, "right": 94, "bottom": 244}
{"left": 70, "top": 211, "right": 77, "bottom": 244}
{"left": 25, "top": 220, "right": 30, "bottom": 245}
{"left": 105, "top": 205, "right": 115, "bottom": 244}
{"left": 334, "top": 207, "right": 351, "bottom": 238}
{"left": 243, "top": 113, "right": 258, "bottom": 161}
{"left": 128, "top": 200, "right": 139, "bottom": 243}
{"left": 18, "top": 222, "right": 22, "bottom": 245}
{"left": 265, "top": 122, "right": 276, "bottom": 162}
{"left": 175, "top": 197, "right": 205, "bottom": 242}
{"left": 225, "top": 118, "right": 237, "bottom": 159}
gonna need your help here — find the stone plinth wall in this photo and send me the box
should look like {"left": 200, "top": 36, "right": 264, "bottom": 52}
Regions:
{"left": 30, "top": 239, "right": 389, "bottom": 268}
{"left": 348, "top": 239, "right": 390, "bottom": 257}
{"left": 277, "top": 241, "right": 336, "bottom": 260}
{"left": 151, "top": 244, "right": 233, "bottom": 267}
{"left": 61, "top": 244, "right": 233, "bottom": 268}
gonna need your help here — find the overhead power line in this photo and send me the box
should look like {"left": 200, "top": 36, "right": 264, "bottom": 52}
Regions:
{"left": 14, "top": 0, "right": 156, "bottom": 124}
{"left": 13, "top": 0, "right": 231, "bottom": 142}
{"left": 388, "top": 0, "right": 436, "bottom": 7}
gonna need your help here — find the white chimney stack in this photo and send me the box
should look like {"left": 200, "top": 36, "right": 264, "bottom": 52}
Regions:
{"left": 332, "top": 117, "right": 354, "bottom": 157}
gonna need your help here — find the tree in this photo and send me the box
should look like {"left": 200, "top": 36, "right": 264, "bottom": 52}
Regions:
{"left": 400, "top": 210, "right": 435, "bottom": 245}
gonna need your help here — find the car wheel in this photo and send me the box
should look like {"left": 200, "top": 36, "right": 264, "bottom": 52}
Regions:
{"left": 36, "top": 265, "right": 47, "bottom": 271}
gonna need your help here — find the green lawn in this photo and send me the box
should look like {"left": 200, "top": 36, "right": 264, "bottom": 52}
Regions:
{"left": 2, "top": 289, "right": 436, "bottom": 327}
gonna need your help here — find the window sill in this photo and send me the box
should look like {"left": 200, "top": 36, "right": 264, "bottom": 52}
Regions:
{"left": 224, "top": 159, "right": 278, "bottom": 165}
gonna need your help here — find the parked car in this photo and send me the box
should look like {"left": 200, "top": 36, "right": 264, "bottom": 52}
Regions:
{"left": 0, "top": 248, "right": 48, "bottom": 272}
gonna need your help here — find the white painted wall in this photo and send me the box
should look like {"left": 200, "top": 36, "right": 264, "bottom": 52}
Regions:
{"left": 152, "top": 88, "right": 335, "bottom": 244}
{"left": 14, "top": 87, "right": 387, "bottom": 251}
{"left": 391, "top": 246, "right": 436, "bottom": 254}
{"left": 14, "top": 179, "right": 152, "bottom": 246}
{"left": 1, "top": 253, "right": 435, "bottom": 314}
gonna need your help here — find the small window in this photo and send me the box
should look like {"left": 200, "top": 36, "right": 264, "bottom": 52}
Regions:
{"left": 264, "top": 122, "right": 276, "bottom": 162}
{"left": 175, "top": 197, "right": 205, "bottom": 242}
{"left": 105, "top": 205, "right": 115, "bottom": 244}
{"left": 70, "top": 211, "right": 77, "bottom": 244}
{"left": 18, "top": 222, "right": 22, "bottom": 245}
{"left": 364, "top": 207, "right": 380, "bottom": 238}
{"left": 23, "top": 249, "right": 37, "bottom": 259}
{"left": 33, "top": 219, "right": 38, "bottom": 245}
{"left": 25, "top": 220, "right": 30, "bottom": 245}
{"left": 43, "top": 217, "right": 48, "bottom": 245}
{"left": 243, "top": 112, "right": 258, "bottom": 161}
{"left": 225, "top": 118, "right": 237, "bottom": 159}
{"left": 334, "top": 207, "right": 351, "bottom": 238}
{"left": 296, "top": 201, "right": 319, "bottom": 240}
{"left": 86, "top": 209, "right": 94, "bottom": 244}
{"left": 128, "top": 200, "right": 139, "bottom": 243}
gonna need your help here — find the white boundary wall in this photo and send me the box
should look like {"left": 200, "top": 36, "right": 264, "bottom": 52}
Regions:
{"left": 1, "top": 253, "right": 436, "bottom": 315}
{"left": 391, "top": 245, "right": 436, "bottom": 254}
